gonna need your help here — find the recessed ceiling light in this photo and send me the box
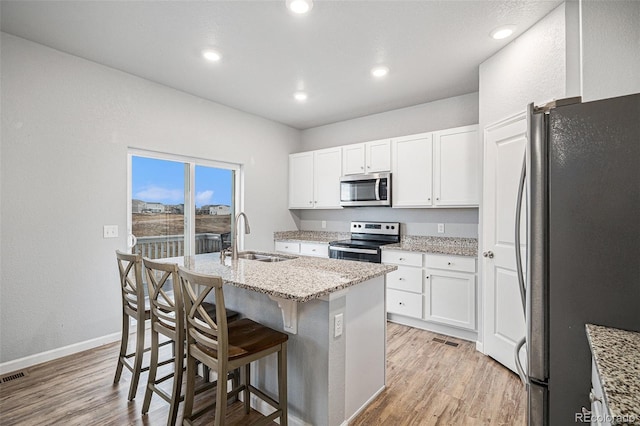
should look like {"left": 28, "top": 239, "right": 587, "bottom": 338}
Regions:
{"left": 490, "top": 25, "right": 516, "bottom": 40}
{"left": 371, "top": 66, "right": 389, "bottom": 78}
{"left": 286, "top": 0, "right": 313, "bottom": 14}
{"left": 202, "top": 49, "right": 221, "bottom": 62}
{"left": 294, "top": 91, "right": 308, "bottom": 102}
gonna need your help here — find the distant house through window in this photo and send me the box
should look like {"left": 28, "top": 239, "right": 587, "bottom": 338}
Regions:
{"left": 128, "top": 151, "right": 240, "bottom": 259}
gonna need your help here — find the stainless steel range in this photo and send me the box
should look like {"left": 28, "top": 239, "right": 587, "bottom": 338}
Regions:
{"left": 328, "top": 221, "right": 400, "bottom": 263}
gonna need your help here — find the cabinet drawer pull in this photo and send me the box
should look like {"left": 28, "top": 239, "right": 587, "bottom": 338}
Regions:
{"left": 447, "top": 262, "right": 452, "bottom": 266}
{"left": 398, "top": 302, "right": 405, "bottom": 306}
{"left": 399, "top": 257, "right": 405, "bottom": 261}
{"left": 398, "top": 277, "right": 405, "bottom": 281}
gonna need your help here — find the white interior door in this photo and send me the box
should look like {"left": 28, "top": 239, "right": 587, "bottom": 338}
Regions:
{"left": 482, "top": 113, "right": 527, "bottom": 373}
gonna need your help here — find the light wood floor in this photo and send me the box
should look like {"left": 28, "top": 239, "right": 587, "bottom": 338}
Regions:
{"left": 0, "top": 323, "right": 525, "bottom": 425}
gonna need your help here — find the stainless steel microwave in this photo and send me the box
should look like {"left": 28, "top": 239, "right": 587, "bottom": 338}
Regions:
{"left": 340, "top": 172, "right": 391, "bottom": 207}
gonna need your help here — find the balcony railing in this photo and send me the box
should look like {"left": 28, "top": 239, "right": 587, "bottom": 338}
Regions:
{"left": 134, "top": 233, "right": 226, "bottom": 259}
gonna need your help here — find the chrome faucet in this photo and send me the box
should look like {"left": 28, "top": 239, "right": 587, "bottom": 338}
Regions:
{"left": 231, "top": 212, "right": 251, "bottom": 260}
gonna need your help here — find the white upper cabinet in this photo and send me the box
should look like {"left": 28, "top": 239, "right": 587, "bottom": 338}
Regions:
{"left": 288, "top": 148, "right": 342, "bottom": 209}
{"left": 392, "top": 133, "right": 433, "bottom": 207}
{"left": 288, "top": 152, "right": 314, "bottom": 208}
{"left": 313, "top": 147, "right": 343, "bottom": 208}
{"left": 433, "top": 124, "right": 479, "bottom": 206}
{"left": 342, "top": 139, "right": 391, "bottom": 175}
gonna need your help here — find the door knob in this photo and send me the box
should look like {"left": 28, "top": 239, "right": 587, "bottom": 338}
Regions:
{"left": 483, "top": 251, "right": 494, "bottom": 259}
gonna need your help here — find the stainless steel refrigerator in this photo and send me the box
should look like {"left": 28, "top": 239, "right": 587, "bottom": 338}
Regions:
{"left": 515, "top": 93, "right": 640, "bottom": 425}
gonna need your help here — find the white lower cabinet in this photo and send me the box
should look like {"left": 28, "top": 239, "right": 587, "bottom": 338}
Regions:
{"left": 383, "top": 250, "right": 477, "bottom": 341}
{"left": 274, "top": 241, "right": 300, "bottom": 254}
{"left": 387, "top": 288, "right": 422, "bottom": 318}
{"left": 274, "top": 241, "right": 328, "bottom": 258}
{"left": 590, "top": 359, "right": 611, "bottom": 426}
{"left": 299, "top": 242, "right": 329, "bottom": 258}
{"left": 424, "top": 268, "right": 475, "bottom": 330}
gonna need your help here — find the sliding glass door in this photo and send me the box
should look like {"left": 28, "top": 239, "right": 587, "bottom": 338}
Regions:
{"left": 128, "top": 151, "right": 239, "bottom": 259}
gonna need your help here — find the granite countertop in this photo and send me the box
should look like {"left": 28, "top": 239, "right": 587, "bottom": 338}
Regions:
{"left": 165, "top": 252, "right": 396, "bottom": 303}
{"left": 586, "top": 324, "right": 640, "bottom": 425}
{"left": 383, "top": 235, "right": 478, "bottom": 257}
{"left": 274, "top": 230, "right": 349, "bottom": 244}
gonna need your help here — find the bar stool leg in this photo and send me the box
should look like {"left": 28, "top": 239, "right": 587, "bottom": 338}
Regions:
{"left": 114, "top": 312, "right": 129, "bottom": 383}
{"left": 182, "top": 352, "right": 197, "bottom": 423}
{"left": 128, "top": 317, "right": 146, "bottom": 401}
{"left": 279, "top": 342, "right": 288, "bottom": 426}
{"left": 141, "top": 328, "right": 158, "bottom": 415}
{"left": 214, "top": 365, "right": 228, "bottom": 426}
{"left": 243, "top": 364, "right": 251, "bottom": 414}
{"left": 167, "top": 334, "right": 184, "bottom": 426}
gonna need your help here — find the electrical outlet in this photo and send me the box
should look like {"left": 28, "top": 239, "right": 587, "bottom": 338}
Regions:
{"left": 321, "top": 220, "right": 327, "bottom": 229}
{"left": 437, "top": 223, "right": 445, "bottom": 233}
{"left": 334, "top": 313, "right": 343, "bottom": 337}
{"left": 103, "top": 225, "right": 119, "bottom": 238}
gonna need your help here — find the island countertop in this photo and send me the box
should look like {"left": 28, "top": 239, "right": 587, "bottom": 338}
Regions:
{"left": 166, "top": 252, "right": 396, "bottom": 303}
{"left": 586, "top": 324, "right": 640, "bottom": 425}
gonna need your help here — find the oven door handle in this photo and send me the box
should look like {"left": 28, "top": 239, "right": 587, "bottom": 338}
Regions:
{"left": 374, "top": 178, "right": 381, "bottom": 201}
{"left": 329, "top": 246, "right": 378, "bottom": 255}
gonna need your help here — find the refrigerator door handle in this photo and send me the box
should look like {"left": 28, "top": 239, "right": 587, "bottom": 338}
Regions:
{"left": 514, "top": 153, "right": 528, "bottom": 386}
{"left": 515, "top": 153, "right": 527, "bottom": 311}
{"left": 514, "top": 337, "right": 528, "bottom": 385}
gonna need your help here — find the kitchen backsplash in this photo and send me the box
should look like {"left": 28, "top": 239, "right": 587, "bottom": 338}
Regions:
{"left": 293, "top": 207, "right": 478, "bottom": 238}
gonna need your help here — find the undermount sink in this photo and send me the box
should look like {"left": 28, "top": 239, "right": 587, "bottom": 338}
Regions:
{"left": 236, "top": 252, "right": 292, "bottom": 262}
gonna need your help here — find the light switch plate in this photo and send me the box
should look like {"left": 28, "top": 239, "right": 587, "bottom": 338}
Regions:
{"left": 103, "top": 225, "right": 119, "bottom": 238}
{"left": 321, "top": 220, "right": 327, "bottom": 229}
{"left": 437, "top": 223, "right": 445, "bottom": 233}
{"left": 334, "top": 313, "right": 343, "bottom": 337}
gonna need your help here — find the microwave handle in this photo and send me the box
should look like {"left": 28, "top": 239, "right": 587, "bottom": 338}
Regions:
{"left": 375, "top": 178, "right": 381, "bottom": 201}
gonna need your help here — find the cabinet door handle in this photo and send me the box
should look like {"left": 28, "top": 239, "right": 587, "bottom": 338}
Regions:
{"left": 398, "top": 277, "right": 405, "bottom": 281}
{"left": 483, "top": 251, "right": 494, "bottom": 259}
{"left": 399, "top": 257, "right": 405, "bottom": 261}
{"left": 399, "top": 302, "right": 405, "bottom": 306}
{"left": 360, "top": 166, "right": 364, "bottom": 169}
{"left": 426, "top": 276, "right": 430, "bottom": 279}
{"left": 447, "top": 261, "right": 452, "bottom": 266}
{"left": 309, "top": 201, "right": 313, "bottom": 204}
{"left": 427, "top": 198, "right": 431, "bottom": 201}
{"left": 436, "top": 197, "right": 440, "bottom": 200}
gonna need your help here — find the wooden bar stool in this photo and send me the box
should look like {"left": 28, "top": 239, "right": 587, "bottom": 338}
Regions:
{"left": 113, "top": 250, "right": 151, "bottom": 401}
{"left": 178, "top": 266, "right": 289, "bottom": 426}
{"left": 141, "top": 258, "right": 241, "bottom": 426}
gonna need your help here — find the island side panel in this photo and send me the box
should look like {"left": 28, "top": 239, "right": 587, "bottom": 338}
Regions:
{"left": 345, "top": 275, "right": 386, "bottom": 421}
{"left": 222, "top": 285, "right": 332, "bottom": 426}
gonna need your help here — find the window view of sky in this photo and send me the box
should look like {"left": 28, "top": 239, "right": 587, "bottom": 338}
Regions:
{"left": 132, "top": 156, "right": 232, "bottom": 208}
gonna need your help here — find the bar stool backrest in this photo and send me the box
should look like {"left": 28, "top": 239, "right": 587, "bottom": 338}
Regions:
{"left": 178, "top": 267, "right": 229, "bottom": 362}
{"left": 116, "top": 250, "right": 145, "bottom": 316}
{"left": 142, "top": 258, "right": 183, "bottom": 336}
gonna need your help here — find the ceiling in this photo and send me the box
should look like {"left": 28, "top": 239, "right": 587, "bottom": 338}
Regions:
{"left": 0, "top": 0, "right": 563, "bottom": 129}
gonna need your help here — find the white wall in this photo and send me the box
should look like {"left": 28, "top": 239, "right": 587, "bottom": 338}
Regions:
{"left": 301, "top": 92, "right": 479, "bottom": 152}
{"left": 580, "top": 0, "right": 640, "bottom": 101}
{"left": 0, "top": 33, "right": 300, "bottom": 365}
{"left": 298, "top": 93, "right": 480, "bottom": 238}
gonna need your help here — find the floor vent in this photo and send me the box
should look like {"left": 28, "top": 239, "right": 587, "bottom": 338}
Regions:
{"left": 1, "top": 371, "right": 28, "bottom": 383}
{"left": 432, "top": 337, "right": 459, "bottom": 347}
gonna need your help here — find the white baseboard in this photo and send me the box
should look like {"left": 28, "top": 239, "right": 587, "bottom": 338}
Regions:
{"left": 346, "top": 385, "right": 385, "bottom": 424}
{"left": 387, "top": 314, "right": 478, "bottom": 342}
{"left": 476, "top": 341, "right": 484, "bottom": 354}
{"left": 0, "top": 331, "right": 122, "bottom": 376}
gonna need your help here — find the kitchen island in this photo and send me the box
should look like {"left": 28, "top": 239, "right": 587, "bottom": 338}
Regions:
{"left": 167, "top": 252, "right": 396, "bottom": 426}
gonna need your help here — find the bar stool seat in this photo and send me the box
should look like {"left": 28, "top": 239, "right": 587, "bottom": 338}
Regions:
{"left": 178, "top": 266, "right": 289, "bottom": 426}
